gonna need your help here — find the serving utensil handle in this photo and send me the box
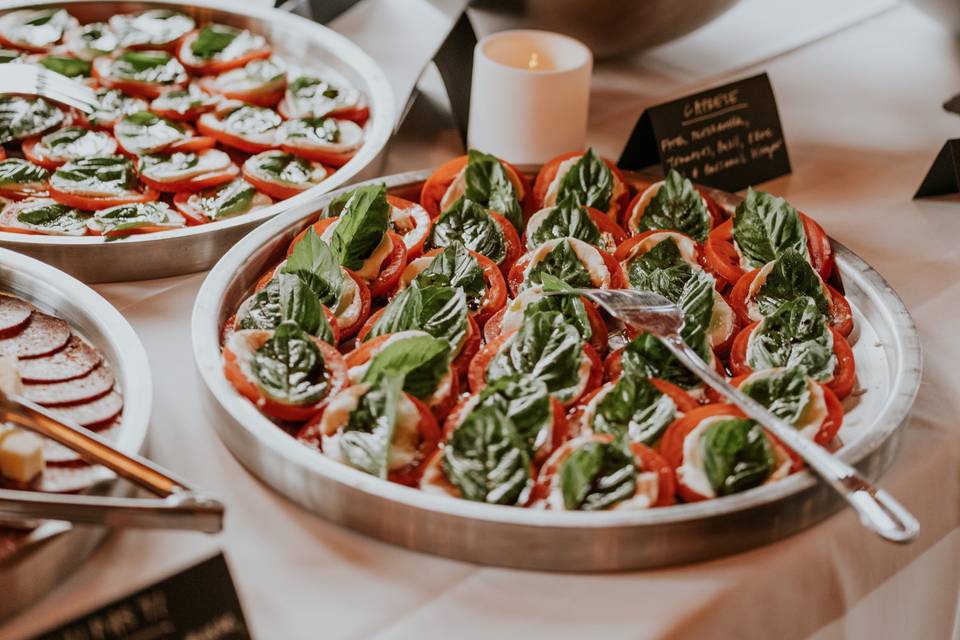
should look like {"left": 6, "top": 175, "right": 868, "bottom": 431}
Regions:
{"left": 0, "top": 490, "right": 224, "bottom": 533}
{"left": 660, "top": 334, "right": 919, "bottom": 544}
{"left": 2, "top": 394, "right": 186, "bottom": 498}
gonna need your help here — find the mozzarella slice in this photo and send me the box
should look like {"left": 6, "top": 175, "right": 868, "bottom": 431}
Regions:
{"left": 391, "top": 203, "right": 430, "bottom": 252}
{"left": 745, "top": 261, "right": 832, "bottom": 322}
{"left": 319, "top": 218, "right": 394, "bottom": 282}
{"left": 523, "top": 238, "right": 610, "bottom": 288}
{"left": 677, "top": 416, "right": 726, "bottom": 499}
{"left": 499, "top": 286, "right": 546, "bottom": 335}
{"left": 739, "top": 370, "right": 829, "bottom": 441}
{"left": 625, "top": 231, "right": 700, "bottom": 269}
{"left": 440, "top": 166, "right": 467, "bottom": 212}
{"left": 286, "top": 119, "right": 364, "bottom": 154}
{"left": 626, "top": 181, "right": 711, "bottom": 235}
{"left": 709, "top": 293, "right": 735, "bottom": 347}
{"left": 543, "top": 157, "right": 580, "bottom": 208}
{"left": 142, "top": 150, "right": 232, "bottom": 182}
{"left": 346, "top": 330, "right": 432, "bottom": 383}
{"left": 398, "top": 256, "right": 433, "bottom": 289}
{"left": 333, "top": 270, "right": 362, "bottom": 327}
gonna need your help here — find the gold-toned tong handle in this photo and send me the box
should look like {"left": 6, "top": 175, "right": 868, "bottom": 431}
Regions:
{"left": 2, "top": 393, "right": 185, "bottom": 497}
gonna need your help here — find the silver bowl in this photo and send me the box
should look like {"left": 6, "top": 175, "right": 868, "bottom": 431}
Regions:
{"left": 469, "top": 0, "right": 743, "bottom": 59}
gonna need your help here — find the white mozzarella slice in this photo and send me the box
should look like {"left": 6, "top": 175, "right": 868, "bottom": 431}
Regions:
{"left": 499, "top": 285, "right": 544, "bottom": 335}
{"left": 440, "top": 166, "right": 467, "bottom": 212}
{"left": 739, "top": 370, "right": 829, "bottom": 441}
{"left": 677, "top": 416, "right": 726, "bottom": 499}
{"left": 319, "top": 218, "right": 393, "bottom": 282}
{"left": 333, "top": 270, "right": 362, "bottom": 327}
{"left": 346, "top": 330, "right": 432, "bottom": 383}
{"left": 523, "top": 238, "right": 610, "bottom": 288}
{"left": 745, "top": 260, "right": 832, "bottom": 322}
{"left": 625, "top": 231, "right": 700, "bottom": 269}
{"left": 543, "top": 156, "right": 579, "bottom": 207}
{"left": 288, "top": 119, "right": 364, "bottom": 154}
{"left": 398, "top": 256, "right": 433, "bottom": 289}
{"left": 709, "top": 293, "right": 736, "bottom": 347}
{"left": 142, "top": 150, "right": 232, "bottom": 182}
{"left": 391, "top": 203, "right": 430, "bottom": 251}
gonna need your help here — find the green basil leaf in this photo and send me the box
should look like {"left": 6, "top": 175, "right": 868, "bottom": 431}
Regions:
{"left": 361, "top": 334, "right": 452, "bottom": 400}
{"left": 620, "top": 332, "right": 705, "bottom": 390}
{"left": 282, "top": 228, "right": 344, "bottom": 307}
{"left": 523, "top": 273, "right": 592, "bottom": 342}
{"left": 593, "top": 377, "right": 677, "bottom": 445}
{"left": 367, "top": 285, "right": 468, "bottom": 353}
{"left": 677, "top": 270, "right": 717, "bottom": 350}
{"left": 559, "top": 439, "right": 638, "bottom": 511}
{"left": 39, "top": 55, "right": 91, "bottom": 78}
{"left": 739, "top": 366, "right": 812, "bottom": 426}
{"left": 746, "top": 296, "right": 836, "bottom": 381}
{"left": 0, "top": 97, "right": 63, "bottom": 144}
{"left": 626, "top": 238, "right": 696, "bottom": 300}
{"left": 527, "top": 194, "right": 601, "bottom": 250}
{"left": 250, "top": 321, "right": 329, "bottom": 406}
{"left": 638, "top": 170, "right": 711, "bottom": 242}
{"left": 526, "top": 239, "right": 593, "bottom": 290}
{"left": 700, "top": 418, "right": 774, "bottom": 496}
{"left": 733, "top": 188, "right": 808, "bottom": 268}
{"left": 442, "top": 405, "right": 531, "bottom": 505}
{"left": 236, "top": 273, "right": 325, "bottom": 338}
{"left": 0, "top": 158, "right": 49, "bottom": 186}
{"left": 413, "top": 241, "right": 485, "bottom": 311}
{"left": 92, "top": 201, "right": 181, "bottom": 237}
{"left": 247, "top": 151, "right": 323, "bottom": 186}
{"left": 340, "top": 373, "right": 404, "bottom": 478}
{"left": 114, "top": 51, "right": 186, "bottom": 85}
{"left": 191, "top": 179, "right": 257, "bottom": 220}
{"left": 488, "top": 311, "right": 584, "bottom": 402}
{"left": 556, "top": 148, "right": 613, "bottom": 211}
{"left": 329, "top": 184, "right": 390, "bottom": 271}
{"left": 464, "top": 149, "right": 523, "bottom": 232}
{"left": 14, "top": 201, "right": 87, "bottom": 236}
{"left": 475, "top": 373, "right": 552, "bottom": 455}
{"left": 191, "top": 24, "right": 239, "bottom": 59}
{"left": 52, "top": 155, "right": 137, "bottom": 194}
{"left": 429, "top": 197, "right": 506, "bottom": 264}
{"left": 754, "top": 249, "right": 830, "bottom": 318}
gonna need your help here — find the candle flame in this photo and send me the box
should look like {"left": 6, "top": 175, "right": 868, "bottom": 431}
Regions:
{"left": 528, "top": 52, "right": 540, "bottom": 70}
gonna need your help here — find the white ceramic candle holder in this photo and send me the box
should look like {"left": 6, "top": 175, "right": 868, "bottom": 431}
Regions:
{"left": 467, "top": 29, "right": 592, "bottom": 164}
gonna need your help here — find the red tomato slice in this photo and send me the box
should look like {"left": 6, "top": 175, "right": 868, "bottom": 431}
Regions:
{"left": 165, "top": 135, "right": 216, "bottom": 154}
{"left": 278, "top": 98, "right": 370, "bottom": 126}
{"left": 412, "top": 247, "right": 507, "bottom": 326}
{"left": 196, "top": 113, "right": 278, "bottom": 154}
{"left": 488, "top": 209, "right": 522, "bottom": 276}
{"left": 482, "top": 294, "right": 607, "bottom": 356}
{"left": 620, "top": 182, "right": 726, "bottom": 235}
{"left": 197, "top": 75, "right": 284, "bottom": 108}
{"left": 613, "top": 229, "right": 701, "bottom": 265}
{"left": 337, "top": 271, "right": 372, "bottom": 341}
{"left": 419, "top": 154, "right": 530, "bottom": 218}
{"left": 242, "top": 164, "right": 315, "bottom": 201}
{"left": 223, "top": 335, "right": 347, "bottom": 422}
{"left": 140, "top": 162, "right": 238, "bottom": 194}
{"left": 278, "top": 141, "right": 356, "bottom": 168}
{"left": 660, "top": 404, "right": 742, "bottom": 503}
{"left": 705, "top": 214, "right": 834, "bottom": 289}
{"left": 387, "top": 195, "right": 431, "bottom": 260}
{"left": 22, "top": 138, "right": 63, "bottom": 171}
{"left": 92, "top": 62, "right": 187, "bottom": 100}
{"left": 0, "top": 183, "right": 48, "bottom": 201}
{"left": 728, "top": 372, "right": 844, "bottom": 447}
{"left": 368, "top": 231, "right": 408, "bottom": 299}
{"left": 508, "top": 242, "right": 624, "bottom": 296}
{"left": 532, "top": 151, "right": 630, "bottom": 218}
{"left": 48, "top": 184, "right": 159, "bottom": 211}
{"left": 729, "top": 269, "right": 853, "bottom": 337}
{"left": 729, "top": 322, "right": 856, "bottom": 400}
{"left": 176, "top": 31, "right": 272, "bottom": 75}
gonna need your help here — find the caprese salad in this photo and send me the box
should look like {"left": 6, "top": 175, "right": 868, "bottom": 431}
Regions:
{"left": 0, "top": 7, "right": 369, "bottom": 238}
{"left": 221, "top": 150, "right": 861, "bottom": 513}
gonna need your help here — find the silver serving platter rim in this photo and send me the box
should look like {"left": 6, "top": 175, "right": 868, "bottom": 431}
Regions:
{"left": 191, "top": 168, "right": 922, "bottom": 570}
{"left": 0, "top": 0, "right": 396, "bottom": 282}
{"left": 0, "top": 247, "right": 151, "bottom": 618}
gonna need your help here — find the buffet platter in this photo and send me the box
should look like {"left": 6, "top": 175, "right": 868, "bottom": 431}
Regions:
{"left": 192, "top": 153, "right": 921, "bottom": 571}
{"left": 0, "top": 247, "right": 150, "bottom": 618}
{"left": 0, "top": 0, "right": 394, "bottom": 283}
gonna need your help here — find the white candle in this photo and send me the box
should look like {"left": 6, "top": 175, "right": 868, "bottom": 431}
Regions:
{"left": 467, "top": 30, "right": 592, "bottom": 164}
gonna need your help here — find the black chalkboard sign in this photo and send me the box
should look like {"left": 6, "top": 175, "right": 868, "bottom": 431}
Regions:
{"left": 914, "top": 139, "right": 960, "bottom": 198}
{"left": 33, "top": 554, "right": 250, "bottom": 640}
{"left": 618, "top": 73, "right": 791, "bottom": 193}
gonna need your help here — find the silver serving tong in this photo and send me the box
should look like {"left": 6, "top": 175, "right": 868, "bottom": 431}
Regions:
{"left": 0, "top": 392, "right": 223, "bottom": 533}
{"left": 551, "top": 288, "right": 919, "bottom": 544}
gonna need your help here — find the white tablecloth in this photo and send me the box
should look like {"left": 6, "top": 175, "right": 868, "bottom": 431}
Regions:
{"left": 4, "top": 2, "right": 960, "bottom": 639}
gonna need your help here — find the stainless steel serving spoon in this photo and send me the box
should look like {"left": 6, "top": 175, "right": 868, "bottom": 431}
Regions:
{"left": 551, "top": 288, "right": 919, "bottom": 544}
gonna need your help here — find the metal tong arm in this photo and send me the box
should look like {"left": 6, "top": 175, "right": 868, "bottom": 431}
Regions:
{"left": 662, "top": 334, "right": 918, "bottom": 544}
{"left": 0, "top": 393, "right": 224, "bottom": 533}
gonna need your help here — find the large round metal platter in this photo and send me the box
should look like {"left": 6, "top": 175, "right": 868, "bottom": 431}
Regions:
{"left": 191, "top": 169, "right": 922, "bottom": 571}
{"left": 0, "top": 0, "right": 395, "bottom": 283}
{"left": 0, "top": 247, "right": 151, "bottom": 619}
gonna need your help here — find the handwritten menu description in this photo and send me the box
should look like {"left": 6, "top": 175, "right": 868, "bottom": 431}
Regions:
{"left": 618, "top": 72, "right": 791, "bottom": 192}
{"left": 33, "top": 554, "right": 250, "bottom": 640}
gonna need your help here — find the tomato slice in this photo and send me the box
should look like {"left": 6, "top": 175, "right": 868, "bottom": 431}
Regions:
{"left": 196, "top": 110, "right": 280, "bottom": 154}
{"left": 532, "top": 151, "right": 630, "bottom": 218}
{"left": 48, "top": 184, "right": 159, "bottom": 211}
{"left": 729, "top": 322, "right": 856, "bottom": 400}
{"left": 729, "top": 268, "right": 854, "bottom": 337}
{"left": 705, "top": 214, "right": 835, "bottom": 289}
{"left": 660, "top": 404, "right": 742, "bottom": 502}
{"left": 177, "top": 30, "right": 272, "bottom": 75}
{"left": 223, "top": 334, "right": 348, "bottom": 422}
{"left": 419, "top": 154, "right": 530, "bottom": 218}
{"left": 508, "top": 241, "right": 624, "bottom": 296}
{"left": 140, "top": 162, "right": 239, "bottom": 194}
{"left": 197, "top": 75, "right": 285, "bottom": 109}
{"left": 387, "top": 195, "right": 431, "bottom": 259}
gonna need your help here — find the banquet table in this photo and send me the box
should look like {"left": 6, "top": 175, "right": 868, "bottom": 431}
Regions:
{"left": 3, "top": 1, "right": 960, "bottom": 638}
